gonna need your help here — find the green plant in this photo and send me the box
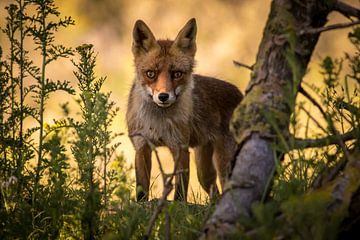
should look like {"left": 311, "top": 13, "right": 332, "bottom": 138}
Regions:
{"left": 232, "top": 27, "right": 360, "bottom": 240}
{"left": 70, "top": 44, "right": 122, "bottom": 239}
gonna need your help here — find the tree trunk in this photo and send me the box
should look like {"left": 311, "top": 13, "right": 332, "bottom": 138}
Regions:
{"left": 201, "top": 0, "right": 337, "bottom": 238}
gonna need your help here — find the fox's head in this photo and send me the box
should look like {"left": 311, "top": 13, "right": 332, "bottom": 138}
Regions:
{"left": 132, "top": 19, "right": 197, "bottom": 108}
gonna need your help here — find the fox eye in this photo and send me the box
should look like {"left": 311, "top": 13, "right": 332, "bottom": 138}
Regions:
{"left": 146, "top": 70, "right": 156, "bottom": 79}
{"left": 172, "top": 71, "right": 183, "bottom": 79}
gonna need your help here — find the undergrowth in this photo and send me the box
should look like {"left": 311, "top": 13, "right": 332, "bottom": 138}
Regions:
{"left": 0, "top": 1, "right": 210, "bottom": 239}
{"left": 1, "top": 1, "right": 359, "bottom": 240}
{"left": 231, "top": 27, "right": 360, "bottom": 240}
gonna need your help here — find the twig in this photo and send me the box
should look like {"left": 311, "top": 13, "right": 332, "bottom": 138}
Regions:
{"left": 292, "top": 129, "right": 356, "bottom": 149}
{"left": 299, "top": 105, "right": 328, "bottom": 134}
{"left": 296, "top": 102, "right": 353, "bottom": 160}
{"left": 334, "top": 1, "right": 360, "bottom": 19}
{"left": 144, "top": 163, "right": 180, "bottom": 240}
{"left": 129, "top": 133, "right": 165, "bottom": 176}
{"left": 337, "top": 100, "right": 360, "bottom": 116}
{"left": 233, "top": 60, "right": 253, "bottom": 71}
{"left": 144, "top": 168, "right": 189, "bottom": 239}
{"left": 298, "top": 87, "right": 353, "bottom": 160}
{"left": 299, "top": 20, "right": 360, "bottom": 35}
{"left": 299, "top": 86, "right": 327, "bottom": 120}
{"left": 330, "top": 126, "right": 352, "bottom": 162}
{"left": 130, "top": 133, "right": 183, "bottom": 240}
{"left": 320, "top": 105, "right": 353, "bottom": 162}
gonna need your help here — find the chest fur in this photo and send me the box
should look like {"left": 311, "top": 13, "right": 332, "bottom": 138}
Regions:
{"left": 127, "top": 85, "right": 193, "bottom": 149}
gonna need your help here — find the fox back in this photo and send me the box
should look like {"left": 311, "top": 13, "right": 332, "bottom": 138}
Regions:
{"left": 126, "top": 19, "right": 243, "bottom": 201}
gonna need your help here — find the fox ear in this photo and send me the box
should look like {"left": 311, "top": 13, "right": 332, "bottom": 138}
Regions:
{"left": 173, "top": 18, "right": 197, "bottom": 56}
{"left": 132, "top": 20, "right": 159, "bottom": 55}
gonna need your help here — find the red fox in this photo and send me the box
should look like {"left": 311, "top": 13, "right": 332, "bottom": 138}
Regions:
{"left": 126, "top": 18, "right": 243, "bottom": 201}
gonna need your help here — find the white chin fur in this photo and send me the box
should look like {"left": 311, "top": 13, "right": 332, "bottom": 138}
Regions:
{"left": 153, "top": 96, "right": 175, "bottom": 107}
{"left": 155, "top": 102, "right": 172, "bottom": 108}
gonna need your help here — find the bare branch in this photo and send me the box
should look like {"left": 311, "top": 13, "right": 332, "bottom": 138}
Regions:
{"left": 298, "top": 84, "right": 354, "bottom": 159}
{"left": 297, "top": 93, "right": 353, "bottom": 159}
{"left": 130, "top": 133, "right": 187, "bottom": 240}
{"left": 129, "top": 133, "right": 165, "bottom": 176}
{"left": 337, "top": 100, "right": 360, "bottom": 116}
{"left": 299, "top": 105, "right": 328, "bottom": 134}
{"left": 144, "top": 164, "right": 182, "bottom": 240}
{"left": 292, "top": 129, "right": 356, "bottom": 149}
{"left": 299, "top": 20, "right": 360, "bottom": 35}
{"left": 332, "top": 126, "right": 352, "bottom": 161}
{"left": 233, "top": 60, "right": 253, "bottom": 71}
{"left": 299, "top": 85, "right": 327, "bottom": 120}
{"left": 334, "top": 1, "right": 360, "bottom": 19}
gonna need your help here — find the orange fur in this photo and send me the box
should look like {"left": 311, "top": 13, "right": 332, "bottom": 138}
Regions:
{"left": 127, "top": 19, "right": 243, "bottom": 201}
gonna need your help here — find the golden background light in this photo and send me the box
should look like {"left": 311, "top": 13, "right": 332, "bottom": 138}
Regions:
{"left": 0, "top": 0, "right": 358, "bottom": 202}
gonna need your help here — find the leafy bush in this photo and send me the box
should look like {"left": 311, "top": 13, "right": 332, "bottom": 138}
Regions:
{"left": 0, "top": 1, "right": 126, "bottom": 239}
{"left": 0, "top": 2, "right": 209, "bottom": 239}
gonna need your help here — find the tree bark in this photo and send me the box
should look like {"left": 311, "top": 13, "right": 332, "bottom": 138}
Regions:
{"left": 201, "top": 0, "right": 341, "bottom": 238}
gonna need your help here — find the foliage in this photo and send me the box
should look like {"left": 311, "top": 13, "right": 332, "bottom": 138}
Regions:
{"left": 0, "top": 1, "right": 126, "bottom": 239}
{"left": 1, "top": 0, "right": 359, "bottom": 239}
{"left": 231, "top": 26, "right": 360, "bottom": 239}
{"left": 102, "top": 200, "right": 213, "bottom": 240}
{"left": 70, "top": 44, "right": 122, "bottom": 239}
{"left": 0, "top": 2, "right": 210, "bottom": 239}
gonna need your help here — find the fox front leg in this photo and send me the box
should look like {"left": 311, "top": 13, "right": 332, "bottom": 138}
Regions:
{"left": 171, "top": 147, "right": 190, "bottom": 201}
{"left": 135, "top": 145, "right": 152, "bottom": 201}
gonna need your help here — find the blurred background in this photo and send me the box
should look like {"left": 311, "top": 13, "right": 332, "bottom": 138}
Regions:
{"left": 0, "top": 0, "right": 358, "bottom": 202}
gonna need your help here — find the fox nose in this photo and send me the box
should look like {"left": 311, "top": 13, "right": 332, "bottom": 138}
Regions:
{"left": 158, "top": 93, "right": 169, "bottom": 102}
